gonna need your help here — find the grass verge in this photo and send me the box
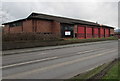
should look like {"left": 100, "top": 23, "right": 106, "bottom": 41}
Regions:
{"left": 102, "top": 60, "right": 120, "bottom": 80}
{"left": 69, "top": 63, "right": 109, "bottom": 81}
{"left": 69, "top": 59, "right": 119, "bottom": 81}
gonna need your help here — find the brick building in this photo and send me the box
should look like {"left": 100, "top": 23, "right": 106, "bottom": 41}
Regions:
{"left": 2, "top": 12, "right": 114, "bottom": 39}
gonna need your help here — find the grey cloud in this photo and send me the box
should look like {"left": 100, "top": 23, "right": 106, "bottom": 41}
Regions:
{"left": 1, "top": 2, "right": 118, "bottom": 29}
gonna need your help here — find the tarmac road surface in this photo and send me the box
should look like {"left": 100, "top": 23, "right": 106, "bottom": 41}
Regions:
{"left": 2, "top": 40, "right": 118, "bottom": 79}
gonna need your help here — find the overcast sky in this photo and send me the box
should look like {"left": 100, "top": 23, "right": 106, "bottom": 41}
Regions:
{"left": 1, "top": 0, "right": 119, "bottom": 29}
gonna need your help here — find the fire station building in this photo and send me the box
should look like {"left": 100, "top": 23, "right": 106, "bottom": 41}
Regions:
{"left": 2, "top": 12, "right": 114, "bottom": 39}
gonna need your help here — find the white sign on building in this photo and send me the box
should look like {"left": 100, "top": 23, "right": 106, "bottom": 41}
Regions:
{"left": 65, "top": 31, "right": 71, "bottom": 35}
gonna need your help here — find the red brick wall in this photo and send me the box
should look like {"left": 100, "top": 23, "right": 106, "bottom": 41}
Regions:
{"left": 23, "top": 20, "right": 33, "bottom": 32}
{"left": 105, "top": 28, "right": 109, "bottom": 37}
{"left": 110, "top": 29, "right": 114, "bottom": 35}
{"left": 36, "top": 20, "right": 52, "bottom": 32}
{"left": 74, "top": 25, "right": 77, "bottom": 38}
{"left": 52, "top": 21, "right": 61, "bottom": 36}
{"left": 3, "top": 20, "right": 33, "bottom": 33}
{"left": 33, "top": 20, "right": 61, "bottom": 37}
{"left": 10, "top": 26, "right": 22, "bottom": 33}
{"left": 3, "top": 19, "right": 62, "bottom": 35}
{"left": 74, "top": 25, "right": 77, "bottom": 33}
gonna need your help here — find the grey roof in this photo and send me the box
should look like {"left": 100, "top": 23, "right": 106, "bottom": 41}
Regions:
{"left": 2, "top": 12, "right": 114, "bottom": 29}
{"left": 28, "top": 13, "right": 99, "bottom": 26}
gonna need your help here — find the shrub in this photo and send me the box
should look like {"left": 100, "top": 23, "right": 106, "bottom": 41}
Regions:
{"left": 2, "top": 32, "right": 61, "bottom": 42}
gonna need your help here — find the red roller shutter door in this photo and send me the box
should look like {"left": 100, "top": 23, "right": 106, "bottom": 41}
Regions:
{"left": 77, "top": 25, "right": 85, "bottom": 39}
{"left": 86, "top": 27, "right": 92, "bottom": 39}
{"left": 94, "top": 28, "right": 99, "bottom": 38}
{"left": 100, "top": 28, "right": 104, "bottom": 38}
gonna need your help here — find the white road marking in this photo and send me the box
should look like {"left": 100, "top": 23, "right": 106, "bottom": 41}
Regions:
{"left": 76, "top": 50, "right": 94, "bottom": 54}
{"left": 1, "top": 57, "right": 58, "bottom": 69}
{"left": 2, "top": 48, "right": 116, "bottom": 69}
{"left": 37, "top": 52, "right": 48, "bottom": 55}
{"left": 76, "top": 47, "right": 108, "bottom": 54}
{"left": 3, "top": 49, "right": 117, "bottom": 79}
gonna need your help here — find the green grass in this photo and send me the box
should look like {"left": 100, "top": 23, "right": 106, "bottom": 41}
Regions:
{"left": 66, "top": 36, "right": 118, "bottom": 41}
{"left": 102, "top": 60, "right": 120, "bottom": 80}
{"left": 69, "top": 63, "right": 109, "bottom": 81}
{"left": 68, "top": 60, "right": 119, "bottom": 81}
{"left": 64, "top": 36, "right": 118, "bottom": 45}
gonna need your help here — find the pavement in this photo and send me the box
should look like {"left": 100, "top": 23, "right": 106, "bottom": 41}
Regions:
{"left": 3, "top": 40, "right": 117, "bottom": 55}
{"left": 2, "top": 40, "right": 118, "bottom": 79}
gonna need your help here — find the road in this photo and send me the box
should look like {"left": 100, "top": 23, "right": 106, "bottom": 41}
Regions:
{"left": 2, "top": 40, "right": 118, "bottom": 79}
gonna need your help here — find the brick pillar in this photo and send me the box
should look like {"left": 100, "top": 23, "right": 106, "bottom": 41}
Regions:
{"left": 100, "top": 27, "right": 101, "bottom": 38}
{"left": 52, "top": 21, "right": 61, "bottom": 37}
{"left": 32, "top": 19, "right": 37, "bottom": 32}
{"left": 74, "top": 25, "right": 77, "bottom": 38}
{"left": 21, "top": 22, "right": 23, "bottom": 32}
{"left": 104, "top": 28, "right": 105, "bottom": 37}
{"left": 92, "top": 27, "right": 94, "bottom": 38}
{"left": 84, "top": 26, "right": 87, "bottom": 39}
{"left": 109, "top": 28, "right": 110, "bottom": 37}
{"left": 98, "top": 28, "right": 100, "bottom": 38}
{"left": 110, "top": 29, "right": 114, "bottom": 36}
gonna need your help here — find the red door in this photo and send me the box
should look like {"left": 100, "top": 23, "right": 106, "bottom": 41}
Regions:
{"left": 94, "top": 28, "right": 99, "bottom": 38}
{"left": 100, "top": 28, "right": 104, "bottom": 38}
{"left": 86, "top": 27, "right": 92, "bottom": 39}
{"left": 77, "top": 25, "right": 85, "bottom": 39}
